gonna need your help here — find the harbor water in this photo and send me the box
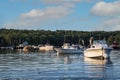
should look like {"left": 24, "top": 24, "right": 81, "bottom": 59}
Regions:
{"left": 0, "top": 50, "right": 120, "bottom": 80}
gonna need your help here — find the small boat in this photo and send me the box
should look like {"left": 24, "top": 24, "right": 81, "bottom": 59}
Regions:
{"left": 110, "top": 41, "right": 120, "bottom": 50}
{"left": 23, "top": 45, "right": 39, "bottom": 52}
{"left": 55, "top": 43, "right": 84, "bottom": 54}
{"left": 16, "top": 41, "right": 29, "bottom": 49}
{"left": 84, "top": 40, "right": 113, "bottom": 59}
{"left": 39, "top": 44, "right": 54, "bottom": 51}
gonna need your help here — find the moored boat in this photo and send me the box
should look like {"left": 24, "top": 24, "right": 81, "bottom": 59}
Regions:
{"left": 110, "top": 41, "right": 120, "bottom": 50}
{"left": 39, "top": 44, "right": 54, "bottom": 51}
{"left": 55, "top": 43, "right": 84, "bottom": 54}
{"left": 84, "top": 40, "right": 113, "bottom": 59}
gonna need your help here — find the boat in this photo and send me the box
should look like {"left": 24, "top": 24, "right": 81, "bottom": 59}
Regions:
{"left": 39, "top": 44, "right": 54, "bottom": 51}
{"left": 16, "top": 41, "right": 29, "bottom": 49}
{"left": 84, "top": 39, "right": 113, "bottom": 59}
{"left": 23, "top": 45, "right": 39, "bottom": 52}
{"left": 55, "top": 43, "right": 84, "bottom": 54}
{"left": 110, "top": 41, "right": 120, "bottom": 50}
{"left": 55, "top": 31, "right": 84, "bottom": 54}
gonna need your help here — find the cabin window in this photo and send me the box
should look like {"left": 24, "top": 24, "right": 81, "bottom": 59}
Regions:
{"left": 92, "top": 46, "right": 95, "bottom": 48}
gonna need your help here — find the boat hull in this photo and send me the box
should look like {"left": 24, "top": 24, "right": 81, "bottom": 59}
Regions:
{"left": 84, "top": 48, "right": 112, "bottom": 59}
{"left": 55, "top": 48, "right": 83, "bottom": 54}
{"left": 39, "top": 46, "right": 54, "bottom": 51}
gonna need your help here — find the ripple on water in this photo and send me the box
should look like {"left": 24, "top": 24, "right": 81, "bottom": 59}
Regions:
{"left": 0, "top": 50, "right": 120, "bottom": 79}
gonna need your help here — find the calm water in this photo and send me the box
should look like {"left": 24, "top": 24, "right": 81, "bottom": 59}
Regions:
{"left": 0, "top": 50, "right": 120, "bottom": 80}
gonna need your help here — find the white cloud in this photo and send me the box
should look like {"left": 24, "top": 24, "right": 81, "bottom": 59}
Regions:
{"left": 21, "top": 3, "right": 74, "bottom": 20}
{"left": 4, "top": 0, "right": 84, "bottom": 30}
{"left": 21, "top": 9, "right": 44, "bottom": 19}
{"left": 102, "top": 16, "right": 120, "bottom": 30}
{"left": 2, "top": 2, "right": 75, "bottom": 30}
{"left": 103, "top": 16, "right": 120, "bottom": 26}
{"left": 93, "top": 16, "right": 120, "bottom": 31}
{"left": 5, "top": 0, "right": 118, "bottom": 31}
{"left": 91, "top": 1, "right": 120, "bottom": 31}
{"left": 91, "top": 1, "right": 120, "bottom": 16}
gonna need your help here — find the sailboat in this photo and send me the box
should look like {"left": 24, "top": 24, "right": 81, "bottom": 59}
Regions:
{"left": 84, "top": 37, "right": 113, "bottom": 59}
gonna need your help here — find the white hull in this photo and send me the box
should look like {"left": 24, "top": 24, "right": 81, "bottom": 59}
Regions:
{"left": 55, "top": 48, "right": 83, "bottom": 54}
{"left": 84, "top": 48, "right": 112, "bottom": 58}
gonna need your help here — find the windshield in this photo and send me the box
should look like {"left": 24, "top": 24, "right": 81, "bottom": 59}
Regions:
{"left": 93, "top": 40, "right": 106, "bottom": 44}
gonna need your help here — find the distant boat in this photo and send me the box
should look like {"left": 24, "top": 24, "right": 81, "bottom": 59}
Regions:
{"left": 110, "top": 41, "right": 120, "bottom": 50}
{"left": 23, "top": 45, "right": 39, "bottom": 52}
{"left": 17, "top": 41, "right": 28, "bottom": 49}
{"left": 55, "top": 43, "right": 84, "bottom": 54}
{"left": 55, "top": 31, "right": 84, "bottom": 54}
{"left": 84, "top": 40, "right": 113, "bottom": 59}
{"left": 39, "top": 44, "right": 54, "bottom": 51}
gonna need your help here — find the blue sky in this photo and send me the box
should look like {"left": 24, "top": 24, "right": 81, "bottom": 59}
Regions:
{"left": 0, "top": 0, "right": 120, "bottom": 31}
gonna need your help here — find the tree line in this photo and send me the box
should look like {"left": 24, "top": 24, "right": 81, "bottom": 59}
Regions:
{"left": 0, "top": 29, "right": 120, "bottom": 47}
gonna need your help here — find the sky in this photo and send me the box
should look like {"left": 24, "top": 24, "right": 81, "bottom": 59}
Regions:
{"left": 0, "top": 0, "right": 120, "bottom": 31}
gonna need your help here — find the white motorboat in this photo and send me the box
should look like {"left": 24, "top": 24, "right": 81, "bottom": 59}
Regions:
{"left": 84, "top": 40, "right": 113, "bottom": 59}
{"left": 55, "top": 43, "right": 84, "bottom": 54}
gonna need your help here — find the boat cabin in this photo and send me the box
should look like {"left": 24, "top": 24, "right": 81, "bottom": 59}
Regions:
{"left": 90, "top": 40, "right": 108, "bottom": 48}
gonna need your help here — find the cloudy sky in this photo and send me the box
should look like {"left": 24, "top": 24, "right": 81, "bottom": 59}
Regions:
{"left": 0, "top": 0, "right": 120, "bottom": 31}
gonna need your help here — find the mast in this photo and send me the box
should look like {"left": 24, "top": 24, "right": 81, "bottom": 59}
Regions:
{"left": 64, "top": 30, "right": 66, "bottom": 43}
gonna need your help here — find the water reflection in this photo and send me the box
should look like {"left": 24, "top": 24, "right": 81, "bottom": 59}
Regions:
{"left": 84, "top": 57, "right": 112, "bottom": 65}
{"left": 0, "top": 50, "right": 120, "bottom": 79}
{"left": 56, "top": 53, "right": 82, "bottom": 64}
{"left": 0, "top": 49, "right": 17, "bottom": 54}
{"left": 84, "top": 57, "right": 113, "bottom": 79}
